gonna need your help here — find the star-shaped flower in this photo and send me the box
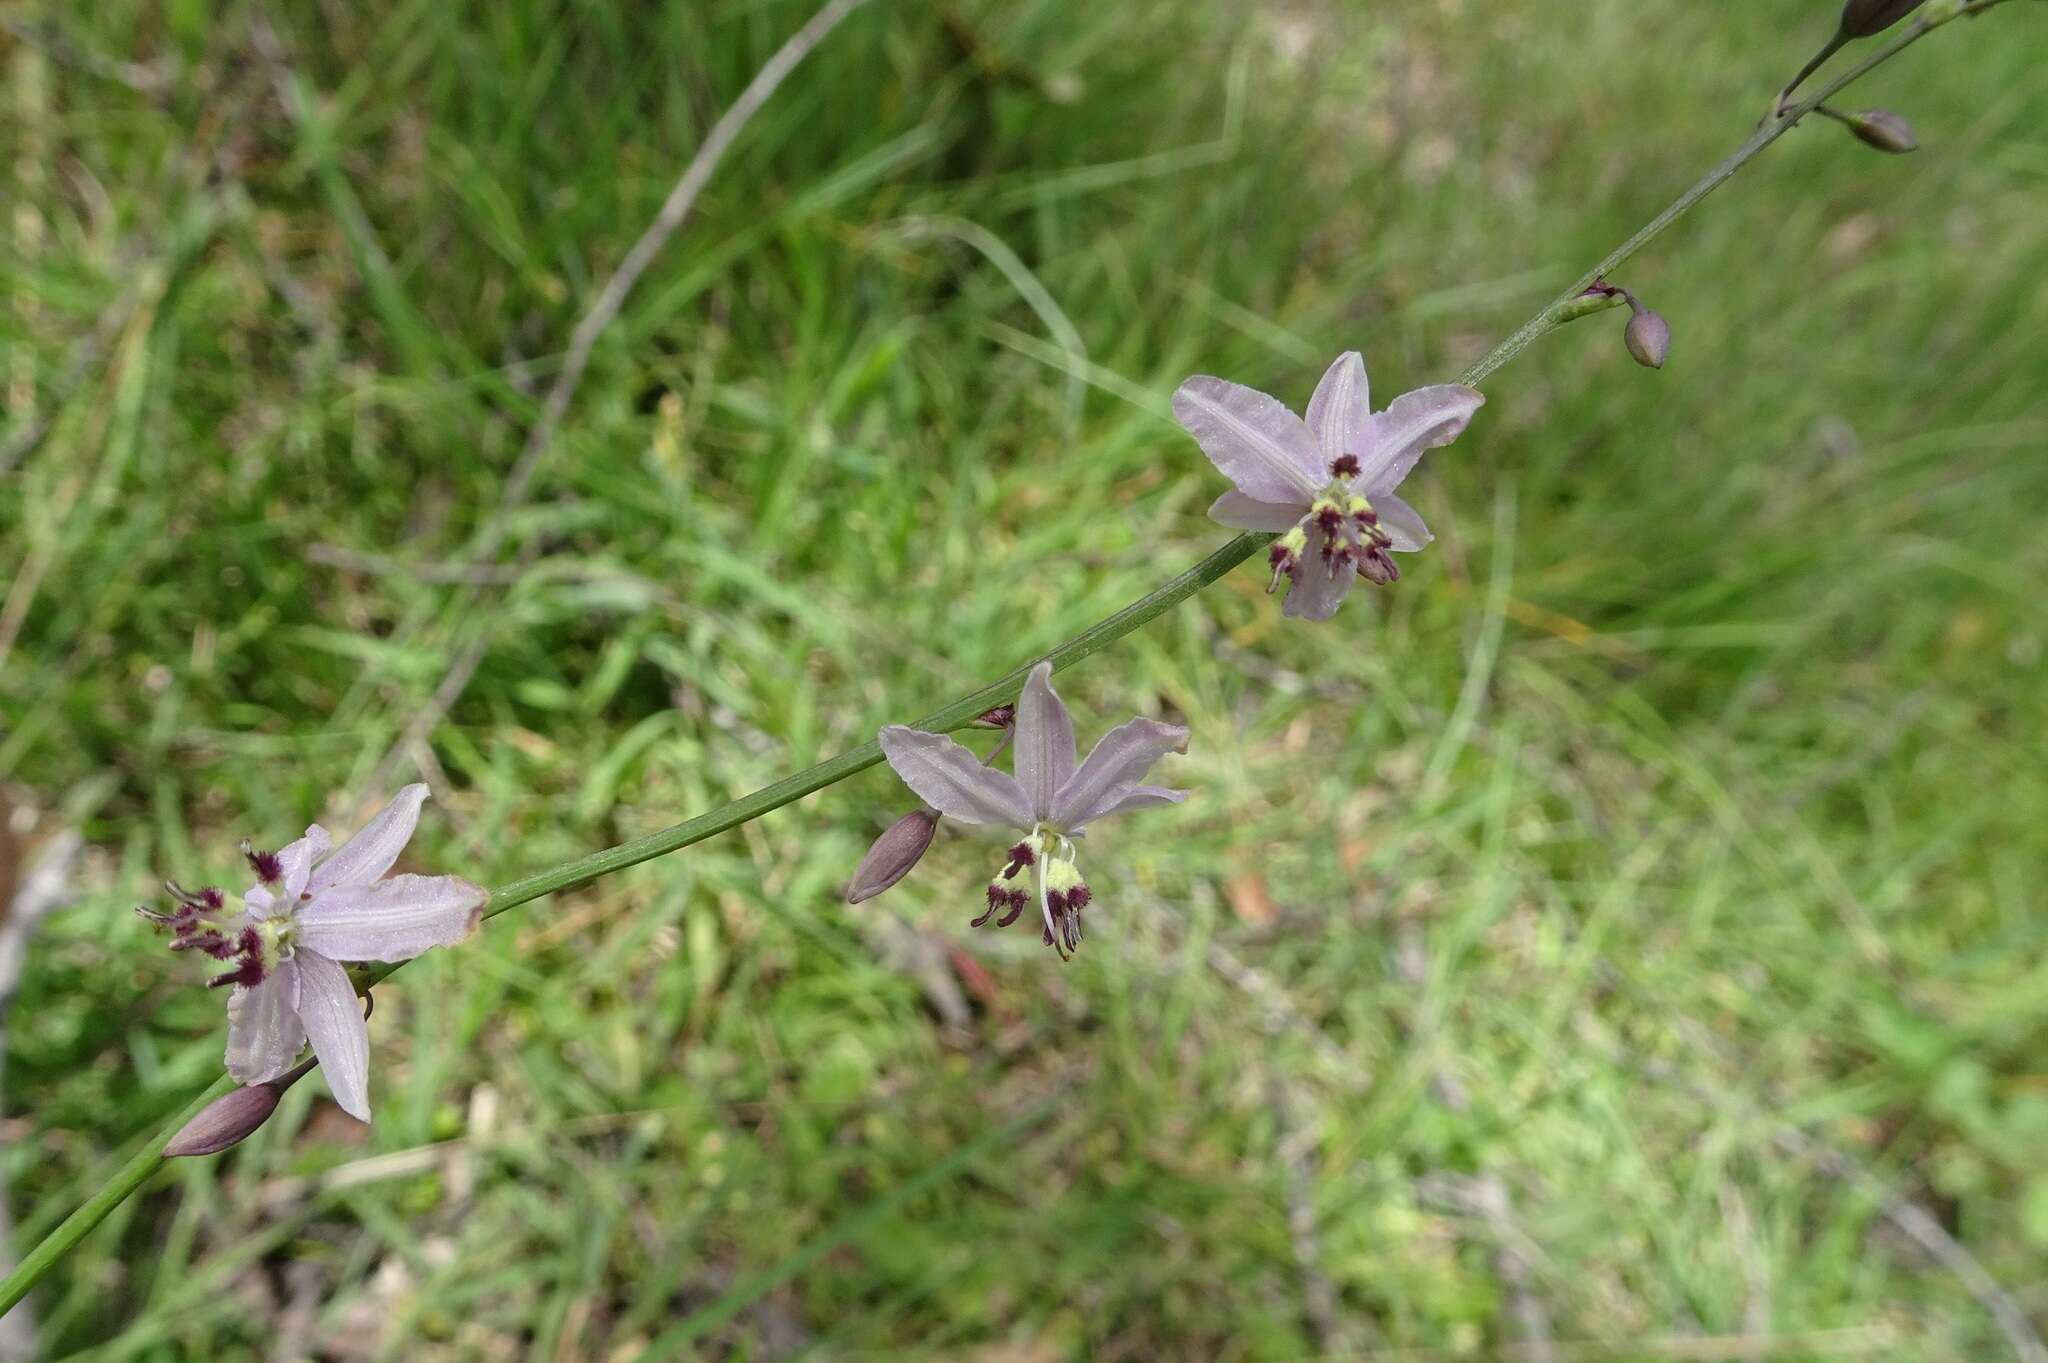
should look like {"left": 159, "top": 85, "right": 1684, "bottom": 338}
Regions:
{"left": 140, "top": 784, "right": 484, "bottom": 1122}
{"left": 1172, "top": 352, "right": 1484, "bottom": 621}
{"left": 877, "top": 663, "right": 1188, "bottom": 958}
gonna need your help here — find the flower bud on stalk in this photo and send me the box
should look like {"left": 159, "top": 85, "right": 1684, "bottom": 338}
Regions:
{"left": 1829, "top": 106, "right": 1920, "bottom": 152}
{"left": 163, "top": 1059, "right": 315, "bottom": 1157}
{"left": 1625, "top": 310, "right": 1672, "bottom": 369}
{"left": 845, "top": 809, "right": 940, "bottom": 904}
{"left": 1581, "top": 281, "right": 1670, "bottom": 370}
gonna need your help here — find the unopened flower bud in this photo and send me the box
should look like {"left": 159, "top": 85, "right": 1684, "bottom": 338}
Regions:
{"left": 845, "top": 809, "right": 939, "bottom": 904}
{"left": 971, "top": 705, "right": 1016, "bottom": 730}
{"left": 1840, "top": 108, "right": 1919, "bottom": 153}
{"left": 1624, "top": 311, "right": 1671, "bottom": 370}
{"left": 1837, "top": 0, "right": 1928, "bottom": 38}
{"left": 163, "top": 1060, "right": 313, "bottom": 1157}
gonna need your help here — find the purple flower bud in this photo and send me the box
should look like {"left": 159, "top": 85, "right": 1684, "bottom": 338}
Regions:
{"left": 1625, "top": 311, "right": 1672, "bottom": 370}
{"left": 1841, "top": 108, "right": 1919, "bottom": 153}
{"left": 845, "top": 809, "right": 940, "bottom": 904}
{"left": 163, "top": 1062, "right": 311, "bottom": 1157}
{"left": 1837, "top": 0, "right": 1927, "bottom": 38}
{"left": 970, "top": 706, "right": 1016, "bottom": 730}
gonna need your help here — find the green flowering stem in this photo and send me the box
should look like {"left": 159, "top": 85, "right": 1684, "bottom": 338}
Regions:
{"left": 0, "top": 0, "right": 2022, "bottom": 1322}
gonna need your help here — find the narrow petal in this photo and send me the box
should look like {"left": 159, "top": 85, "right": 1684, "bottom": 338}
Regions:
{"left": 295, "top": 949, "right": 371, "bottom": 1122}
{"left": 878, "top": 727, "right": 1033, "bottom": 827}
{"left": 297, "top": 874, "right": 486, "bottom": 963}
{"left": 1304, "top": 351, "right": 1371, "bottom": 468}
{"left": 276, "top": 825, "right": 332, "bottom": 903}
{"left": 1358, "top": 385, "right": 1484, "bottom": 493}
{"left": 1282, "top": 557, "right": 1357, "bottom": 622}
{"left": 1013, "top": 663, "right": 1076, "bottom": 822}
{"left": 1171, "top": 375, "right": 1323, "bottom": 504}
{"left": 1052, "top": 717, "right": 1190, "bottom": 831}
{"left": 1087, "top": 784, "right": 1189, "bottom": 821}
{"left": 224, "top": 962, "right": 304, "bottom": 1085}
{"left": 1372, "top": 491, "right": 1433, "bottom": 552}
{"left": 1207, "top": 490, "right": 1305, "bottom": 532}
{"left": 309, "top": 784, "right": 429, "bottom": 894}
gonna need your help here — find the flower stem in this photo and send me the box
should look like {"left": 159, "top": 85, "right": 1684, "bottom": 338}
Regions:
{"left": 0, "top": 0, "right": 2018, "bottom": 1320}
{"left": 0, "top": 1076, "right": 233, "bottom": 1318}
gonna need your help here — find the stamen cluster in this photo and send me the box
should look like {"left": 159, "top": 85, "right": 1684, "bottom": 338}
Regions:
{"left": 1266, "top": 455, "right": 1401, "bottom": 596}
{"left": 138, "top": 882, "right": 268, "bottom": 990}
{"left": 970, "top": 829, "right": 1094, "bottom": 955}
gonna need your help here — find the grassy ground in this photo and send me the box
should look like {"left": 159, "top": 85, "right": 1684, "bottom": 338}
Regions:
{"left": 3, "top": 0, "right": 2046, "bottom": 1358}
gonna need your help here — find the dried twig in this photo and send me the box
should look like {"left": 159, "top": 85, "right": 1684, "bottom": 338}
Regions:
{"left": 1128, "top": 890, "right": 1364, "bottom": 1350}
{"left": 1332, "top": 1323, "right": 1895, "bottom": 1362}
{"left": 367, "top": 0, "right": 876, "bottom": 792}
{"left": 0, "top": 13, "right": 172, "bottom": 97}
{"left": 0, "top": 816, "right": 82, "bottom": 1362}
{"left": 1776, "top": 1129, "right": 2047, "bottom": 1363}
{"left": 1628, "top": 1014, "right": 2048, "bottom": 1363}
{"left": 1399, "top": 923, "right": 1558, "bottom": 1363}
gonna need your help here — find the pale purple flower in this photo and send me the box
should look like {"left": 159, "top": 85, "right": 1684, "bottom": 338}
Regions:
{"left": 1172, "top": 352, "right": 1484, "bottom": 621}
{"left": 140, "top": 784, "right": 484, "bottom": 1122}
{"left": 877, "top": 663, "right": 1188, "bottom": 958}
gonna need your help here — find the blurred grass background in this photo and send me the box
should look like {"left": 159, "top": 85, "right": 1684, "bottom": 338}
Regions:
{"left": 3, "top": 0, "right": 2046, "bottom": 1358}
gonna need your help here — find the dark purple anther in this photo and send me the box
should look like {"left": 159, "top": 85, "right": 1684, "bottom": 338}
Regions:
{"left": 241, "top": 840, "right": 283, "bottom": 884}
{"left": 1002, "top": 841, "right": 1035, "bottom": 878}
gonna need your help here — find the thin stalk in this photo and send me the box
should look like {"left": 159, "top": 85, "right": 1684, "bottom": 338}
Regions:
{"left": 0, "top": 0, "right": 2019, "bottom": 1321}
{"left": 0, "top": 1076, "right": 233, "bottom": 1318}
{"left": 1774, "top": 33, "right": 1849, "bottom": 114}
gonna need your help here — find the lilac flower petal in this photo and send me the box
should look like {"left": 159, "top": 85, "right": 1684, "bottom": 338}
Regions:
{"left": 1207, "top": 490, "right": 1304, "bottom": 532}
{"left": 308, "top": 784, "right": 429, "bottom": 895}
{"left": 1052, "top": 717, "right": 1190, "bottom": 831}
{"left": 1373, "top": 491, "right": 1433, "bottom": 552}
{"left": 1013, "top": 663, "right": 1076, "bottom": 822}
{"left": 276, "top": 825, "right": 332, "bottom": 903}
{"left": 297, "top": 874, "right": 487, "bottom": 963}
{"left": 224, "top": 961, "right": 304, "bottom": 1085}
{"left": 1304, "top": 351, "right": 1372, "bottom": 468}
{"left": 879, "top": 726, "right": 1033, "bottom": 827}
{"left": 1171, "top": 375, "right": 1323, "bottom": 504}
{"left": 1358, "top": 385, "right": 1484, "bottom": 493}
{"left": 294, "top": 949, "right": 371, "bottom": 1122}
{"left": 1088, "top": 784, "right": 1189, "bottom": 821}
{"left": 244, "top": 886, "right": 276, "bottom": 920}
{"left": 1282, "top": 557, "right": 1357, "bottom": 622}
